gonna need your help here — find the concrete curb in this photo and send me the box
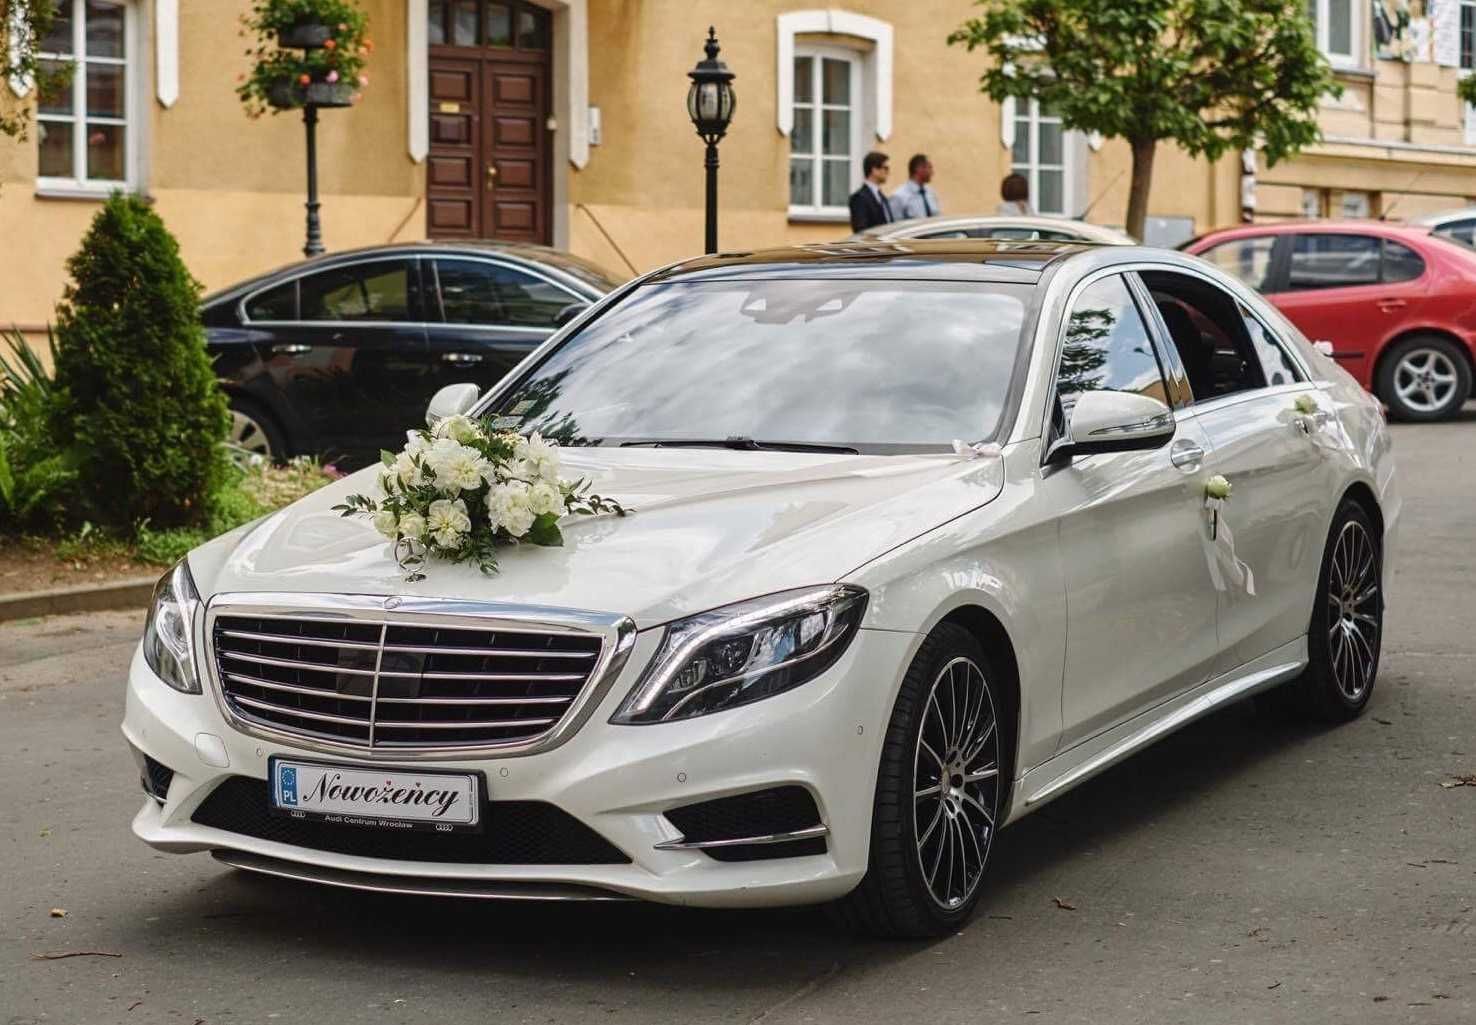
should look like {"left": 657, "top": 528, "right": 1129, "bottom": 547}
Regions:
{"left": 0, "top": 577, "right": 156, "bottom": 623}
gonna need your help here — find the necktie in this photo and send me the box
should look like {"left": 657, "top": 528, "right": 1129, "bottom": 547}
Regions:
{"left": 880, "top": 190, "right": 892, "bottom": 222}
{"left": 921, "top": 188, "right": 934, "bottom": 217}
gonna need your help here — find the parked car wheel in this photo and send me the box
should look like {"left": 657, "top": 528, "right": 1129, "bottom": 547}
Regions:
{"left": 1375, "top": 335, "right": 1472, "bottom": 421}
{"left": 227, "top": 400, "right": 285, "bottom": 463}
{"left": 1289, "top": 499, "right": 1383, "bottom": 722}
{"left": 831, "top": 624, "right": 1004, "bottom": 938}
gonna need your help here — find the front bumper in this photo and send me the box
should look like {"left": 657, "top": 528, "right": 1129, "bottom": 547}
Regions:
{"left": 123, "top": 626, "right": 913, "bottom": 908}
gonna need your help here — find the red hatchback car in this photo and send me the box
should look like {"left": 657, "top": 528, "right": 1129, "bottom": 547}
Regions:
{"left": 1185, "top": 221, "right": 1476, "bottom": 420}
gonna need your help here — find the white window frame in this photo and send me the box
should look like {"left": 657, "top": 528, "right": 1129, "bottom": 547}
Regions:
{"left": 787, "top": 45, "right": 862, "bottom": 219}
{"left": 1011, "top": 98, "right": 1073, "bottom": 217}
{"left": 35, "top": 0, "right": 139, "bottom": 196}
{"left": 1309, "top": 0, "right": 1362, "bottom": 70}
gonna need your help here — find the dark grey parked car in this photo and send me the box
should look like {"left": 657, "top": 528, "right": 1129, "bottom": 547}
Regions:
{"left": 201, "top": 242, "right": 622, "bottom": 465}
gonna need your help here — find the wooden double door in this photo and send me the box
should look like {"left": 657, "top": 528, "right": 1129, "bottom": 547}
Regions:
{"left": 427, "top": 51, "right": 551, "bottom": 244}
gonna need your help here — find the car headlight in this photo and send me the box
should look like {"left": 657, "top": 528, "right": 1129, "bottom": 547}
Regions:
{"left": 143, "top": 558, "right": 202, "bottom": 694}
{"left": 611, "top": 585, "right": 867, "bottom": 724}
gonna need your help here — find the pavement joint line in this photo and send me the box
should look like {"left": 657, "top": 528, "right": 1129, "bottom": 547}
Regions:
{"left": 0, "top": 577, "right": 157, "bottom": 624}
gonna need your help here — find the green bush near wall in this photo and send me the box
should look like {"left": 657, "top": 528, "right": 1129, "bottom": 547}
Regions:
{"left": 49, "top": 194, "right": 230, "bottom": 530}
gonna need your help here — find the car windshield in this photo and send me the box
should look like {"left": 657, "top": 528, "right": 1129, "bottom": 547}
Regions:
{"left": 486, "top": 278, "right": 1032, "bottom": 452}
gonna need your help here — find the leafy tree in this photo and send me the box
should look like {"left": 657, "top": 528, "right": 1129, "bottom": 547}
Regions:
{"left": 948, "top": 0, "right": 1338, "bottom": 240}
{"left": 1, "top": 0, "right": 72, "bottom": 142}
{"left": 50, "top": 194, "right": 230, "bottom": 530}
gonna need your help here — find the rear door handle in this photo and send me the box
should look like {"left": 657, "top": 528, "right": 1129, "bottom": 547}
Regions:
{"left": 1375, "top": 298, "right": 1406, "bottom": 312}
{"left": 1169, "top": 439, "right": 1204, "bottom": 471}
{"left": 441, "top": 352, "right": 484, "bottom": 364}
{"left": 271, "top": 343, "right": 310, "bottom": 356}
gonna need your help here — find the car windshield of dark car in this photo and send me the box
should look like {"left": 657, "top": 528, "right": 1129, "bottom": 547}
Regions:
{"left": 486, "top": 278, "right": 1031, "bottom": 451}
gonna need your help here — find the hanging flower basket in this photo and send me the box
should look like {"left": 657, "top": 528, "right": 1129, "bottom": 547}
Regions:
{"left": 279, "top": 21, "right": 333, "bottom": 49}
{"left": 237, "top": 0, "right": 374, "bottom": 118}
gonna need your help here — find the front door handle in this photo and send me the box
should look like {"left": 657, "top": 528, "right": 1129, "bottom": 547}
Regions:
{"left": 1376, "top": 298, "right": 1406, "bottom": 312}
{"left": 1169, "top": 439, "right": 1204, "bottom": 471}
{"left": 271, "top": 343, "right": 311, "bottom": 356}
{"left": 441, "top": 351, "right": 484, "bottom": 364}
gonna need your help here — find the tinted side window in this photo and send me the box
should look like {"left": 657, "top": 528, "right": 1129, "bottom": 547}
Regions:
{"left": 1200, "top": 236, "right": 1276, "bottom": 290}
{"left": 1241, "top": 306, "right": 1304, "bottom": 387}
{"left": 1056, "top": 275, "right": 1168, "bottom": 416}
{"left": 1287, "top": 234, "right": 1379, "bottom": 290}
{"left": 435, "top": 259, "right": 503, "bottom": 324}
{"left": 449, "top": 261, "right": 579, "bottom": 328}
{"left": 1434, "top": 219, "right": 1476, "bottom": 246}
{"left": 244, "top": 281, "right": 297, "bottom": 321}
{"left": 299, "top": 260, "right": 416, "bottom": 322}
{"left": 1382, "top": 240, "right": 1425, "bottom": 283}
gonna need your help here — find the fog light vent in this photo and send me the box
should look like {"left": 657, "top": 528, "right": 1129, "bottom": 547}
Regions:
{"left": 141, "top": 755, "right": 174, "bottom": 804}
{"left": 661, "top": 786, "right": 826, "bottom": 862}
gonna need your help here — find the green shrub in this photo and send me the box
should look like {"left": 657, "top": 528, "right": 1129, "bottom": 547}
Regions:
{"left": 50, "top": 194, "right": 229, "bottom": 531}
{"left": 0, "top": 326, "right": 77, "bottom": 531}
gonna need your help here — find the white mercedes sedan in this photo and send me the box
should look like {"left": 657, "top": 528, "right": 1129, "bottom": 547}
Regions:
{"left": 125, "top": 240, "right": 1399, "bottom": 937}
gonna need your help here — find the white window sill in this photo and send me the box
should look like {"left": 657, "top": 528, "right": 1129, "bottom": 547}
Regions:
{"left": 788, "top": 209, "right": 851, "bottom": 224}
{"left": 34, "top": 181, "right": 133, "bottom": 201}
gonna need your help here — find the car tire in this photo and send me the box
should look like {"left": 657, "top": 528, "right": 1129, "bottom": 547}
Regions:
{"left": 829, "top": 623, "right": 1005, "bottom": 938}
{"left": 227, "top": 398, "right": 287, "bottom": 464}
{"left": 1288, "top": 499, "right": 1384, "bottom": 722}
{"left": 1375, "top": 335, "right": 1472, "bottom": 422}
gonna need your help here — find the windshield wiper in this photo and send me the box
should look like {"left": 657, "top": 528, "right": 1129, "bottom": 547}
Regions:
{"left": 619, "top": 436, "right": 859, "bottom": 454}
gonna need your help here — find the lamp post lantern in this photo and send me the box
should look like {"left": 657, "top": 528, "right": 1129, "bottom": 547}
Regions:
{"left": 686, "top": 27, "right": 736, "bottom": 255}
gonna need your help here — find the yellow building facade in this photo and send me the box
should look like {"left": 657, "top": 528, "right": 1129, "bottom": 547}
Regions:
{"left": 4, "top": 0, "right": 1476, "bottom": 333}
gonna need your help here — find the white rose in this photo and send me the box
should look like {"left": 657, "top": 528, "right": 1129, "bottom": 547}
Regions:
{"left": 515, "top": 432, "right": 561, "bottom": 484}
{"left": 426, "top": 497, "right": 471, "bottom": 548}
{"left": 371, "top": 508, "right": 399, "bottom": 539}
{"left": 434, "top": 414, "right": 483, "bottom": 444}
{"left": 394, "top": 450, "right": 424, "bottom": 488}
{"left": 398, "top": 511, "right": 428, "bottom": 540}
{"left": 528, "top": 480, "right": 566, "bottom": 518}
{"left": 486, "top": 480, "right": 535, "bottom": 537}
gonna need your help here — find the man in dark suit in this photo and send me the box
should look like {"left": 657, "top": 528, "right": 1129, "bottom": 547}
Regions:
{"left": 848, "top": 151, "right": 893, "bottom": 232}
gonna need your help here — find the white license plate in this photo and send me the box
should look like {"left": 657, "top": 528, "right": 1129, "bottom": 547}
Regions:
{"left": 269, "top": 758, "right": 481, "bottom": 832}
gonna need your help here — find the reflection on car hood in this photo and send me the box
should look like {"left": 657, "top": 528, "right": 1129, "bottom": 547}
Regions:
{"left": 191, "top": 447, "right": 1006, "bottom": 627}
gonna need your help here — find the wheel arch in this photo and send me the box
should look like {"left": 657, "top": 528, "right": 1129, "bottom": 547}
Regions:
{"left": 1340, "top": 480, "right": 1384, "bottom": 540}
{"left": 935, "top": 604, "right": 1022, "bottom": 814}
{"left": 1371, "top": 326, "right": 1476, "bottom": 386}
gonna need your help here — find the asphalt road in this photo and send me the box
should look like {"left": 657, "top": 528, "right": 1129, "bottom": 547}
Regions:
{"left": 3, "top": 410, "right": 1474, "bottom": 1025}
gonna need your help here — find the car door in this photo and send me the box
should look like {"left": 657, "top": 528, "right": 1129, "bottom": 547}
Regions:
{"left": 424, "top": 256, "right": 586, "bottom": 398}
{"left": 252, "top": 257, "right": 431, "bottom": 460}
{"left": 1267, "top": 233, "right": 1429, "bottom": 384}
{"left": 1037, "top": 271, "right": 1221, "bottom": 749}
{"left": 1142, "top": 267, "right": 1339, "bottom": 673}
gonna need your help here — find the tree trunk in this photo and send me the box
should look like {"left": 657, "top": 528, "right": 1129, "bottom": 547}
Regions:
{"left": 1125, "top": 137, "right": 1156, "bottom": 243}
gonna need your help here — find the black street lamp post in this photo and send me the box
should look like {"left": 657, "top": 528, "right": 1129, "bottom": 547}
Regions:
{"left": 686, "top": 27, "right": 736, "bottom": 255}
{"left": 302, "top": 103, "right": 324, "bottom": 257}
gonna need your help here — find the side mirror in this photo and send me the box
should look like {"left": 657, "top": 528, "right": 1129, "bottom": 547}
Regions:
{"left": 426, "top": 382, "right": 481, "bottom": 429}
{"left": 1060, "top": 390, "right": 1175, "bottom": 458}
{"left": 554, "top": 302, "right": 588, "bottom": 328}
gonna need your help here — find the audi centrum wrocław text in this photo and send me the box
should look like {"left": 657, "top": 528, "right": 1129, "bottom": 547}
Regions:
{"left": 126, "top": 240, "right": 1398, "bottom": 936}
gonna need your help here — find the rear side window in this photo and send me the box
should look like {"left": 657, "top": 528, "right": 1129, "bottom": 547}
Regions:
{"left": 1199, "top": 236, "right": 1276, "bottom": 291}
{"left": 1055, "top": 275, "right": 1168, "bottom": 415}
{"left": 1241, "top": 306, "right": 1304, "bottom": 387}
{"left": 1434, "top": 218, "right": 1476, "bottom": 246}
{"left": 299, "top": 260, "right": 417, "bottom": 322}
{"left": 1287, "top": 234, "right": 1380, "bottom": 290}
{"left": 1382, "top": 240, "right": 1425, "bottom": 283}
{"left": 244, "top": 281, "right": 297, "bottom": 321}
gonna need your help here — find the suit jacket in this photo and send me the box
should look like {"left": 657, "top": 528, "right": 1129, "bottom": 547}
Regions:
{"left": 849, "top": 185, "right": 893, "bottom": 232}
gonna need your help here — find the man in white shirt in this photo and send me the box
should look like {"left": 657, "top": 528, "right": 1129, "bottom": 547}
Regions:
{"left": 889, "top": 154, "right": 941, "bottom": 221}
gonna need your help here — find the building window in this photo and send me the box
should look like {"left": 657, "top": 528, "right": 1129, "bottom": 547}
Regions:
{"left": 427, "top": 0, "right": 551, "bottom": 51}
{"left": 788, "top": 47, "right": 861, "bottom": 216}
{"left": 35, "top": 0, "right": 134, "bottom": 192}
{"left": 1461, "top": 1, "right": 1476, "bottom": 69}
{"left": 1011, "top": 99, "right": 1071, "bottom": 217}
{"left": 1308, "top": 0, "right": 1361, "bottom": 68}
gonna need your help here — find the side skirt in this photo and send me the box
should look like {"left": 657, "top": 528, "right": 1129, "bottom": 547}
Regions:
{"left": 1003, "top": 637, "right": 1308, "bottom": 823}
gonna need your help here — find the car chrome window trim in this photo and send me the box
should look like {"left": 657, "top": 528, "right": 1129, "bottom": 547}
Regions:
{"left": 200, "top": 592, "right": 637, "bottom": 761}
{"left": 235, "top": 253, "right": 592, "bottom": 328}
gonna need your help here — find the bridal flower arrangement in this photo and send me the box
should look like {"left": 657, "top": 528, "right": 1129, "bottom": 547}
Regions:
{"left": 335, "top": 416, "right": 624, "bottom": 580}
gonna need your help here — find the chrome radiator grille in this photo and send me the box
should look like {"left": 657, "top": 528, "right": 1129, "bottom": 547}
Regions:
{"left": 210, "top": 609, "right": 605, "bottom": 751}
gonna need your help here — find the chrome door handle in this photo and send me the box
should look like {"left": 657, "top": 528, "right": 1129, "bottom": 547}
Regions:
{"left": 1169, "top": 439, "right": 1204, "bottom": 471}
{"left": 441, "top": 352, "right": 484, "bottom": 364}
{"left": 271, "top": 343, "right": 310, "bottom": 356}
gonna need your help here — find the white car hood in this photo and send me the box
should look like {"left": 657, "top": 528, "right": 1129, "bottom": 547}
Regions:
{"left": 192, "top": 447, "right": 1005, "bottom": 628}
